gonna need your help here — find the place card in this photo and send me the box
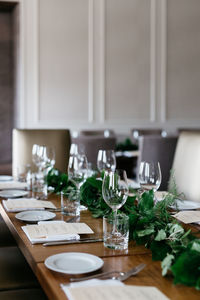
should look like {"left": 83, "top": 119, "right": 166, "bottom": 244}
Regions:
{"left": 63, "top": 284, "right": 169, "bottom": 300}
{"left": 22, "top": 221, "right": 94, "bottom": 239}
{"left": 173, "top": 210, "right": 200, "bottom": 224}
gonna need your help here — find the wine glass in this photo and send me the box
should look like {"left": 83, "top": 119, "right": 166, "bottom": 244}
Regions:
{"left": 138, "top": 161, "right": 162, "bottom": 200}
{"left": 102, "top": 169, "right": 129, "bottom": 232}
{"left": 68, "top": 154, "right": 89, "bottom": 190}
{"left": 32, "top": 144, "right": 46, "bottom": 172}
{"left": 97, "top": 150, "right": 116, "bottom": 173}
{"left": 44, "top": 146, "right": 56, "bottom": 169}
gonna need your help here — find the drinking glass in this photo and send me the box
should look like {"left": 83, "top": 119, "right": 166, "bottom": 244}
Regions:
{"left": 102, "top": 169, "right": 129, "bottom": 234}
{"left": 138, "top": 161, "right": 162, "bottom": 195}
{"left": 97, "top": 150, "right": 116, "bottom": 173}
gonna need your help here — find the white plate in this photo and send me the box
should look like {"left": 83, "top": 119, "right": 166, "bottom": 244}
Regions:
{"left": 0, "top": 190, "right": 28, "bottom": 198}
{"left": 45, "top": 252, "right": 104, "bottom": 275}
{"left": 15, "top": 210, "right": 56, "bottom": 223}
{"left": 0, "top": 175, "right": 13, "bottom": 181}
{"left": 171, "top": 199, "right": 200, "bottom": 210}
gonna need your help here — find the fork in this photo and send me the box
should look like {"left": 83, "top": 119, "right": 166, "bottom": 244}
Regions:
{"left": 70, "top": 263, "right": 146, "bottom": 282}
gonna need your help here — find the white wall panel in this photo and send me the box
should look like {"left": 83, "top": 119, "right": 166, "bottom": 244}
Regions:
{"left": 105, "top": 0, "right": 151, "bottom": 122}
{"left": 166, "top": 0, "right": 200, "bottom": 121}
{"left": 38, "top": 0, "right": 89, "bottom": 122}
{"left": 15, "top": 0, "right": 200, "bottom": 133}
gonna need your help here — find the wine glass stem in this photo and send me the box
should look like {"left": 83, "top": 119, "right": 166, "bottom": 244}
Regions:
{"left": 112, "top": 209, "right": 118, "bottom": 235}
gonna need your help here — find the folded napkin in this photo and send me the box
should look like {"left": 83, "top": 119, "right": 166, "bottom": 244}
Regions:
{"left": 3, "top": 198, "right": 56, "bottom": 212}
{"left": 61, "top": 280, "right": 169, "bottom": 300}
{"left": 22, "top": 220, "right": 93, "bottom": 244}
{"left": 0, "top": 181, "right": 27, "bottom": 190}
{"left": 173, "top": 210, "right": 200, "bottom": 224}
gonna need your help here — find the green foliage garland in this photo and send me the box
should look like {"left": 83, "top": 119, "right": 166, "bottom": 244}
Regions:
{"left": 47, "top": 169, "right": 200, "bottom": 290}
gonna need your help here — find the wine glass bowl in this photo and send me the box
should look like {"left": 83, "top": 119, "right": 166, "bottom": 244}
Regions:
{"left": 102, "top": 170, "right": 128, "bottom": 212}
{"left": 97, "top": 150, "right": 116, "bottom": 173}
{"left": 68, "top": 154, "right": 88, "bottom": 190}
{"left": 139, "top": 161, "right": 162, "bottom": 193}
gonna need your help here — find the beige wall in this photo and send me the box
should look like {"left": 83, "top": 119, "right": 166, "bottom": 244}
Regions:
{"left": 12, "top": 0, "right": 200, "bottom": 134}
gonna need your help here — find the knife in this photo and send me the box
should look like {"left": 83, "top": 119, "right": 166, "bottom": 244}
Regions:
{"left": 43, "top": 238, "right": 103, "bottom": 246}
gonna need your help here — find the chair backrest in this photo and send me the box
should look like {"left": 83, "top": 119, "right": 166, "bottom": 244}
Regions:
{"left": 138, "top": 135, "right": 178, "bottom": 190}
{"left": 80, "top": 129, "right": 115, "bottom": 137}
{"left": 169, "top": 131, "right": 200, "bottom": 202}
{"left": 12, "top": 129, "right": 71, "bottom": 175}
{"left": 71, "top": 135, "right": 116, "bottom": 167}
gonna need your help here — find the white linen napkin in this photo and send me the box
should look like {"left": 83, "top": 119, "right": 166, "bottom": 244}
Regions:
{"left": 0, "top": 181, "right": 27, "bottom": 190}
{"left": 61, "top": 279, "right": 124, "bottom": 300}
{"left": 3, "top": 198, "right": 56, "bottom": 212}
{"left": 22, "top": 220, "right": 83, "bottom": 244}
{"left": 61, "top": 280, "right": 169, "bottom": 300}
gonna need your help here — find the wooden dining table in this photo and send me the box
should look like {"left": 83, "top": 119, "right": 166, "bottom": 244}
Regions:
{"left": 0, "top": 193, "right": 199, "bottom": 300}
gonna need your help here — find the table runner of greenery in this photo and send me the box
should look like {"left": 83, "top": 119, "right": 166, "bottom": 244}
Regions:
{"left": 46, "top": 169, "right": 200, "bottom": 290}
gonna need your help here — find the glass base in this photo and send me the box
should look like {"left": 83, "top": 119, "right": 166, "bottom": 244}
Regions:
{"left": 104, "top": 233, "right": 128, "bottom": 250}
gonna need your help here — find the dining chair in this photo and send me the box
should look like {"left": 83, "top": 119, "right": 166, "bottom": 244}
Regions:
{"left": 138, "top": 135, "right": 178, "bottom": 190}
{"left": 12, "top": 129, "right": 71, "bottom": 176}
{"left": 168, "top": 131, "right": 200, "bottom": 202}
{"left": 0, "top": 215, "right": 16, "bottom": 247}
{"left": 0, "top": 288, "right": 47, "bottom": 300}
{"left": 0, "top": 246, "right": 40, "bottom": 291}
{"left": 71, "top": 131, "right": 116, "bottom": 167}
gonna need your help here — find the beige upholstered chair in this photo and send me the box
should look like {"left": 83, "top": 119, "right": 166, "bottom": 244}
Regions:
{"left": 12, "top": 129, "right": 71, "bottom": 175}
{"left": 169, "top": 131, "right": 200, "bottom": 202}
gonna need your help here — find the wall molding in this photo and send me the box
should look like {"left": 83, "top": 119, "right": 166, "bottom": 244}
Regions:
{"left": 160, "top": 0, "right": 167, "bottom": 122}
{"left": 88, "top": 0, "right": 94, "bottom": 123}
{"left": 150, "top": 0, "right": 156, "bottom": 122}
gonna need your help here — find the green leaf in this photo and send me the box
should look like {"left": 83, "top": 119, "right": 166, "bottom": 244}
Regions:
{"left": 138, "top": 190, "right": 154, "bottom": 212}
{"left": 161, "top": 254, "right": 174, "bottom": 276}
{"left": 171, "top": 250, "right": 200, "bottom": 286}
{"left": 150, "top": 241, "right": 172, "bottom": 261}
{"left": 189, "top": 240, "right": 200, "bottom": 253}
{"left": 155, "top": 229, "right": 167, "bottom": 241}
{"left": 136, "top": 226, "right": 155, "bottom": 237}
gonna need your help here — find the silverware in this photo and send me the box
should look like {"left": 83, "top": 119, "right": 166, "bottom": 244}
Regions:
{"left": 70, "top": 263, "right": 146, "bottom": 282}
{"left": 43, "top": 238, "right": 103, "bottom": 246}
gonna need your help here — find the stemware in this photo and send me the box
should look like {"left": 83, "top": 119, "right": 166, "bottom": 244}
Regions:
{"left": 138, "top": 161, "right": 162, "bottom": 196}
{"left": 44, "top": 146, "right": 56, "bottom": 170}
{"left": 32, "top": 144, "right": 46, "bottom": 173}
{"left": 97, "top": 150, "right": 116, "bottom": 173}
{"left": 68, "top": 154, "right": 89, "bottom": 190}
{"left": 102, "top": 169, "right": 129, "bottom": 232}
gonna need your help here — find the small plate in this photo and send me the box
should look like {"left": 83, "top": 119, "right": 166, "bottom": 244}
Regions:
{"left": 171, "top": 199, "right": 200, "bottom": 210}
{"left": 15, "top": 210, "right": 56, "bottom": 223}
{"left": 0, "top": 189, "right": 28, "bottom": 198}
{"left": 0, "top": 175, "right": 13, "bottom": 182}
{"left": 45, "top": 252, "right": 104, "bottom": 275}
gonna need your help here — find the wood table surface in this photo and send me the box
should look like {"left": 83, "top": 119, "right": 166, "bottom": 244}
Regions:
{"left": 0, "top": 193, "right": 199, "bottom": 300}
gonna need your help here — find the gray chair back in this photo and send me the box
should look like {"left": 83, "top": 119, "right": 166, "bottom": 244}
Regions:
{"left": 71, "top": 135, "right": 116, "bottom": 167}
{"left": 138, "top": 135, "right": 178, "bottom": 190}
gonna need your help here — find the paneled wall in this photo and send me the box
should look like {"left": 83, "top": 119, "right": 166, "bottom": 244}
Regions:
{"left": 12, "top": 0, "right": 200, "bottom": 134}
